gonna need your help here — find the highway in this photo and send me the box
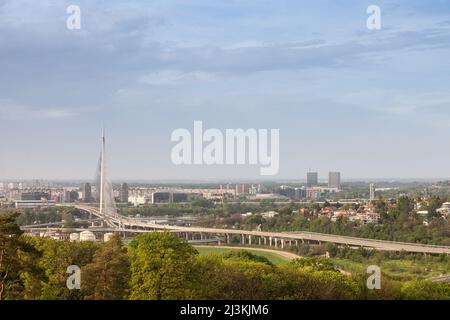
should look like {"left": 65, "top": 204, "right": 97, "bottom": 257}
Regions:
{"left": 26, "top": 204, "right": 450, "bottom": 255}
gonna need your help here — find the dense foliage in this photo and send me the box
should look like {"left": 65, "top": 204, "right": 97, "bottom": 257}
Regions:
{"left": 1, "top": 211, "right": 449, "bottom": 300}
{"left": 16, "top": 207, "right": 90, "bottom": 228}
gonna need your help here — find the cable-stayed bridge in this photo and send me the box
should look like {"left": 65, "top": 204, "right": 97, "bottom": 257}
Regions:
{"left": 21, "top": 130, "right": 450, "bottom": 255}
{"left": 93, "top": 128, "right": 118, "bottom": 228}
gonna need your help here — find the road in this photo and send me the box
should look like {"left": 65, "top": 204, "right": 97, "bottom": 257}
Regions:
{"left": 33, "top": 204, "right": 450, "bottom": 255}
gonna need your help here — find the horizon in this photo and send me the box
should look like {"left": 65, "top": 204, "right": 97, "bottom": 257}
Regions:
{"left": 2, "top": 1, "right": 450, "bottom": 306}
{"left": 1, "top": 0, "right": 450, "bottom": 180}
{"left": 2, "top": 177, "right": 450, "bottom": 184}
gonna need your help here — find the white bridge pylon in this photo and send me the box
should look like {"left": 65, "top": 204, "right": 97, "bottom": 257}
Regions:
{"left": 94, "top": 129, "right": 118, "bottom": 228}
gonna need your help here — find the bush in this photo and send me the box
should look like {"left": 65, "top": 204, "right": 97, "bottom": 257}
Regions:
{"left": 222, "top": 250, "right": 274, "bottom": 266}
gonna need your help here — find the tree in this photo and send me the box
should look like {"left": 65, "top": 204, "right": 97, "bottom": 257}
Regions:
{"left": 325, "top": 243, "right": 338, "bottom": 258}
{"left": 401, "top": 280, "right": 450, "bottom": 300}
{"left": 395, "top": 196, "right": 414, "bottom": 217}
{"left": 306, "top": 270, "right": 361, "bottom": 299}
{"left": 0, "top": 211, "right": 43, "bottom": 300}
{"left": 222, "top": 250, "right": 274, "bottom": 266}
{"left": 82, "top": 235, "right": 130, "bottom": 300}
{"left": 29, "top": 237, "right": 98, "bottom": 300}
{"left": 426, "top": 196, "right": 443, "bottom": 219}
{"left": 193, "top": 255, "right": 275, "bottom": 299}
{"left": 268, "top": 266, "right": 360, "bottom": 300}
{"left": 128, "top": 232, "right": 198, "bottom": 300}
{"left": 288, "top": 257, "right": 338, "bottom": 272}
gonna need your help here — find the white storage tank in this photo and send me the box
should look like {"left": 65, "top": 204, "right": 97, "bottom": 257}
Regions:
{"left": 69, "top": 233, "right": 80, "bottom": 242}
{"left": 79, "top": 230, "right": 96, "bottom": 242}
{"left": 103, "top": 233, "right": 115, "bottom": 242}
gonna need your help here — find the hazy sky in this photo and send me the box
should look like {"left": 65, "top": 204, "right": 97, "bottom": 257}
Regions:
{"left": 1, "top": 0, "right": 450, "bottom": 180}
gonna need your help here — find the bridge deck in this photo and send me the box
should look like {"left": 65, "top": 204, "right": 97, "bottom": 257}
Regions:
{"left": 29, "top": 204, "right": 450, "bottom": 255}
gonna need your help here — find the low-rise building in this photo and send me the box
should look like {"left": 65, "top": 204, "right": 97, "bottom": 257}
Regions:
{"left": 15, "top": 199, "right": 56, "bottom": 209}
{"left": 356, "top": 212, "right": 380, "bottom": 224}
{"left": 128, "top": 195, "right": 149, "bottom": 206}
{"left": 436, "top": 202, "right": 450, "bottom": 217}
{"left": 261, "top": 211, "right": 279, "bottom": 218}
{"left": 331, "top": 209, "right": 356, "bottom": 221}
{"left": 39, "top": 231, "right": 70, "bottom": 241}
{"left": 79, "top": 230, "right": 96, "bottom": 241}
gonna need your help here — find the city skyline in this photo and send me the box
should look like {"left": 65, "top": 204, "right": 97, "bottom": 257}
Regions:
{"left": 1, "top": 1, "right": 450, "bottom": 180}
{"left": 2, "top": 1, "right": 450, "bottom": 306}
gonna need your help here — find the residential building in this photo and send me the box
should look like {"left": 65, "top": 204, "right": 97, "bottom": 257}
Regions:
{"left": 119, "top": 182, "right": 129, "bottom": 203}
{"left": 307, "top": 171, "right": 318, "bottom": 187}
{"left": 80, "top": 183, "right": 92, "bottom": 202}
{"left": 328, "top": 172, "right": 341, "bottom": 189}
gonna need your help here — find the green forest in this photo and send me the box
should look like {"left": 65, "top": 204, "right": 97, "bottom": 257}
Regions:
{"left": 1, "top": 211, "right": 449, "bottom": 300}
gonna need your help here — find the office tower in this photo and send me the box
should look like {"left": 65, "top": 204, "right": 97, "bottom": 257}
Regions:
{"left": 151, "top": 191, "right": 171, "bottom": 203}
{"left": 20, "top": 191, "right": 50, "bottom": 201}
{"left": 172, "top": 193, "right": 188, "bottom": 203}
{"left": 81, "top": 182, "right": 92, "bottom": 203}
{"left": 369, "top": 183, "right": 375, "bottom": 202}
{"left": 307, "top": 171, "right": 318, "bottom": 187}
{"left": 119, "top": 182, "right": 129, "bottom": 203}
{"left": 64, "top": 190, "right": 73, "bottom": 203}
{"left": 328, "top": 172, "right": 341, "bottom": 189}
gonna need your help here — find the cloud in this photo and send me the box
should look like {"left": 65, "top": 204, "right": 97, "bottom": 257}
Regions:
{"left": 138, "top": 70, "right": 214, "bottom": 85}
{"left": 44, "top": 109, "right": 77, "bottom": 119}
{"left": 1, "top": 1, "right": 449, "bottom": 81}
{"left": 0, "top": 98, "right": 77, "bottom": 120}
{"left": 333, "top": 90, "right": 450, "bottom": 124}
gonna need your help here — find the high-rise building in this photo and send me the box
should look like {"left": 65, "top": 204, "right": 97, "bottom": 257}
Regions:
{"left": 80, "top": 183, "right": 92, "bottom": 203}
{"left": 307, "top": 172, "right": 318, "bottom": 187}
{"left": 64, "top": 190, "right": 78, "bottom": 203}
{"left": 369, "top": 183, "right": 375, "bottom": 202}
{"left": 119, "top": 182, "right": 129, "bottom": 203}
{"left": 328, "top": 172, "right": 341, "bottom": 189}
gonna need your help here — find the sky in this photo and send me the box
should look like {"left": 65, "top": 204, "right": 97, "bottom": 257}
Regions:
{"left": 1, "top": 0, "right": 450, "bottom": 181}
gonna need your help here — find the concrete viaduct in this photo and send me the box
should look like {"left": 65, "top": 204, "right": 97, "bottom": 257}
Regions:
{"left": 24, "top": 204, "right": 450, "bottom": 255}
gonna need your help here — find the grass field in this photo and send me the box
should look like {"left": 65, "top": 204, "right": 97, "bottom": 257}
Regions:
{"left": 194, "top": 246, "right": 292, "bottom": 265}
{"left": 194, "top": 246, "right": 450, "bottom": 279}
